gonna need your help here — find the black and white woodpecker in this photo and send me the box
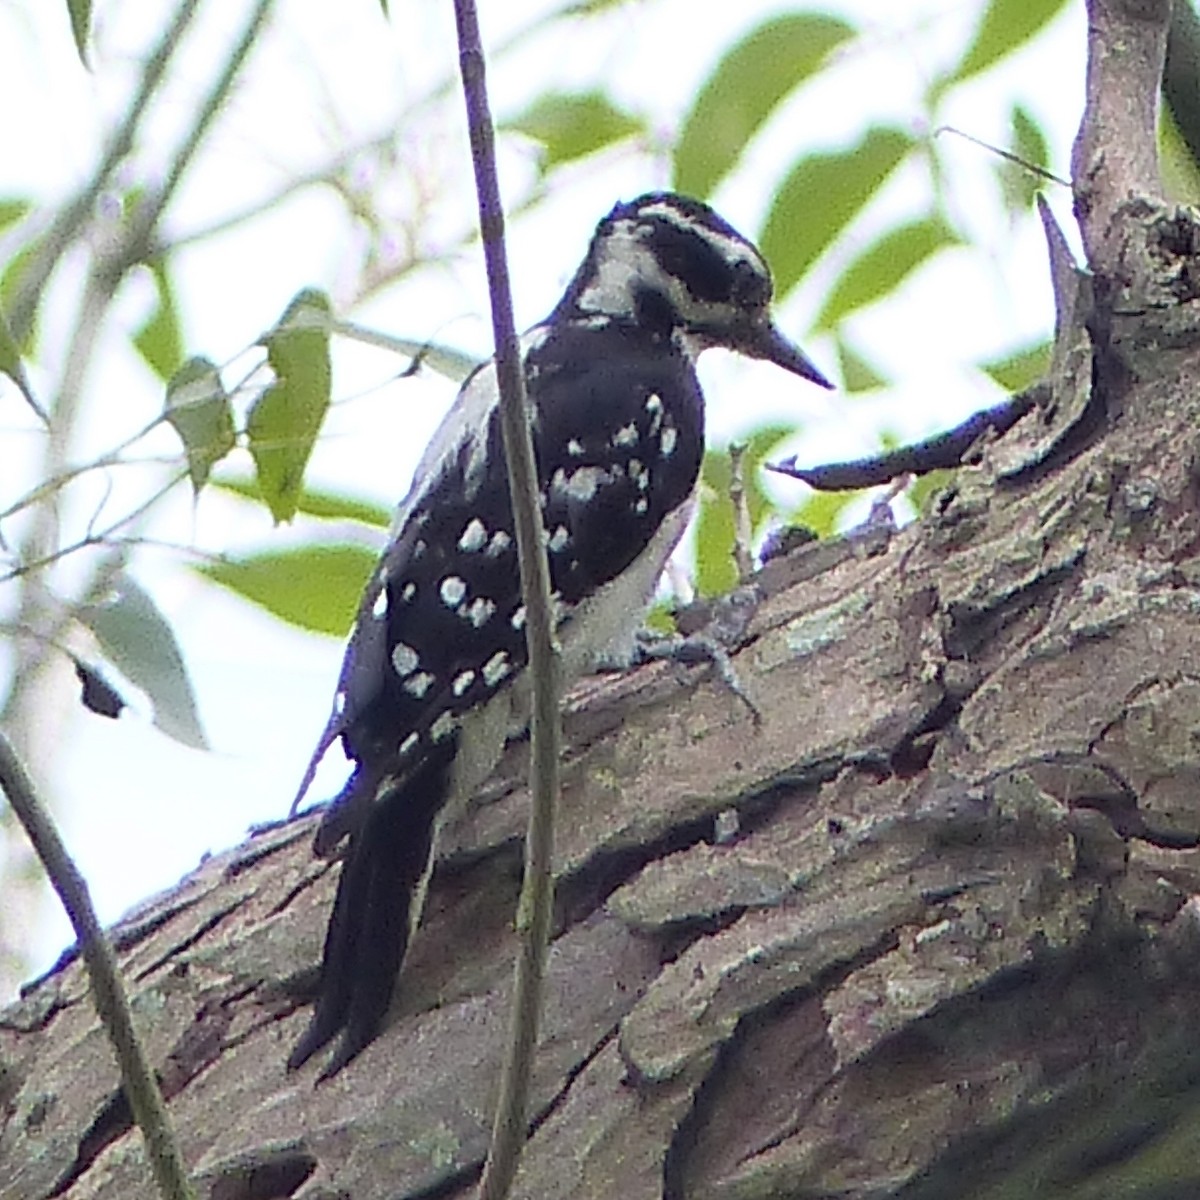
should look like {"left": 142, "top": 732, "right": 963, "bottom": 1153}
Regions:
{"left": 288, "top": 192, "right": 832, "bottom": 1076}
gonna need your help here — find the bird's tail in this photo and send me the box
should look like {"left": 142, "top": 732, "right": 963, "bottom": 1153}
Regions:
{"left": 287, "top": 741, "right": 455, "bottom": 1077}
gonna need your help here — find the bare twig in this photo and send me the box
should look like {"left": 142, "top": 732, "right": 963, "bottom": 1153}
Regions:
{"left": 142, "top": 0, "right": 278, "bottom": 247}
{"left": 767, "top": 391, "right": 1038, "bottom": 489}
{"left": 0, "top": 472, "right": 187, "bottom": 586}
{"left": 933, "top": 125, "right": 1070, "bottom": 187}
{"left": 0, "top": 415, "right": 169, "bottom": 528}
{"left": 452, "top": 3, "right": 562, "bottom": 1198}
{"left": 0, "top": 732, "right": 196, "bottom": 1200}
{"left": 3, "top": 271, "right": 126, "bottom": 736}
{"left": 728, "top": 442, "right": 754, "bottom": 581}
{"left": 0, "top": 335, "right": 50, "bottom": 426}
{"left": 7, "top": 0, "right": 202, "bottom": 342}
{"left": 162, "top": 1, "right": 568, "bottom": 261}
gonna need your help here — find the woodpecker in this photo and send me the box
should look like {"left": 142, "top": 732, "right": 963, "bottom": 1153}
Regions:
{"left": 287, "top": 192, "right": 832, "bottom": 1077}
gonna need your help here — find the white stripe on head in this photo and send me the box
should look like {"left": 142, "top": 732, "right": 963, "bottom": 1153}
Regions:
{"left": 637, "top": 198, "right": 767, "bottom": 277}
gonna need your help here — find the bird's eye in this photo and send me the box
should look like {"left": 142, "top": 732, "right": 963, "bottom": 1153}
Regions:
{"left": 731, "top": 259, "right": 770, "bottom": 309}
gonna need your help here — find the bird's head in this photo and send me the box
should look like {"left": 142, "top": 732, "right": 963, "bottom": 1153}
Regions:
{"left": 555, "top": 191, "right": 832, "bottom": 389}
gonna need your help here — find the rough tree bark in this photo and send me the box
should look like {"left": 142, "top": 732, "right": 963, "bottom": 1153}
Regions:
{"left": 4, "top": 1, "right": 1200, "bottom": 1197}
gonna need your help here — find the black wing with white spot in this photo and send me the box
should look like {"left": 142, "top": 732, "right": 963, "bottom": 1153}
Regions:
{"left": 532, "top": 319, "right": 704, "bottom": 607}
{"left": 315, "top": 318, "right": 704, "bottom": 828}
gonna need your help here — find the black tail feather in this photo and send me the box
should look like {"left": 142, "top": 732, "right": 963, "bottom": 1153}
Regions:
{"left": 288, "top": 742, "right": 455, "bottom": 1076}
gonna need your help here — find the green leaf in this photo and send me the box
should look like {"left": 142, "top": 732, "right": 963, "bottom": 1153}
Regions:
{"left": 1, "top": 240, "right": 42, "bottom": 355}
{"left": 211, "top": 474, "right": 392, "bottom": 528}
{"left": 0, "top": 199, "right": 31, "bottom": 234}
{"left": 67, "top": 0, "right": 92, "bottom": 67}
{"left": 906, "top": 469, "right": 954, "bottom": 515}
{"left": 0, "top": 300, "right": 46, "bottom": 422}
{"left": 836, "top": 336, "right": 890, "bottom": 394}
{"left": 695, "top": 424, "right": 793, "bottom": 596}
{"left": 134, "top": 260, "right": 185, "bottom": 381}
{"left": 815, "top": 217, "right": 959, "bottom": 331}
{"left": 165, "top": 357, "right": 235, "bottom": 493}
{"left": 643, "top": 600, "right": 678, "bottom": 635}
{"left": 248, "top": 288, "right": 333, "bottom": 523}
{"left": 1161, "top": 105, "right": 1200, "bottom": 206}
{"left": 980, "top": 340, "right": 1051, "bottom": 392}
{"left": 555, "top": 0, "right": 630, "bottom": 15}
{"left": 0, "top": 303, "right": 22, "bottom": 383}
{"left": 77, "top": 574, "right": 209, "bottom": 749}
{"left": 787, "top": 488, "right": 862, "bottom": 539}
{"left": 998, "top": 105, "right": 1051, "bottom": 215}
{"left": 1013, "top": 105, "right": 1051, "bottom": 172}
{"left": 504, "top": 91, "right": 644, "bottom": 170}
{"left": 198, "top": 543, "right": 377, "bottom": 636}
{"left": 760, "top": 128, "right": 914, "bottom": 298}
{"left": 674, "top": 13, "right": 855, "bottom": 198}
{"left": 940, "top": 0, "right": 1071, "bottom": 93}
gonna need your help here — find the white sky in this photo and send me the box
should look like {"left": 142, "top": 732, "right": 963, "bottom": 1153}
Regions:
{"left": 0, "top": 0, "right": 1085, "bottom": 991}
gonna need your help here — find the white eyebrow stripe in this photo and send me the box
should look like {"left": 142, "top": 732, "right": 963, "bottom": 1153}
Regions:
{"left": 638, "top": 200, "right": 765, "bottom": 272}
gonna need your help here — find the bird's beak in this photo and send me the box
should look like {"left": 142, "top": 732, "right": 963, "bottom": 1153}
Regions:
{"left": 737, "top": 318, "right": 833, "bottom": 390}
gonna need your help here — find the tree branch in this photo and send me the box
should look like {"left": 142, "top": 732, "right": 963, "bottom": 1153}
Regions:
{"left": 1072, "top": 0, "right": 1171, "bottom": 272}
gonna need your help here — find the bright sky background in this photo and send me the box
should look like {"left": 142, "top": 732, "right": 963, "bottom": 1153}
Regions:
{"left": 0, "top": 0, "right": 1085, "bottom": 992}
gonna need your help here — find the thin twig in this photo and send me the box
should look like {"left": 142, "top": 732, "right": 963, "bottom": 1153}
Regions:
{"left": 1, "top": 471, "right": 187, "bottom": 586}
{"left": 143, "top": 0, "right": 278, "bottom": 244}
{"left": 162, "top": 2, "right": 564, "bottom": 259}
{"left": 933, "top": 125, "right": 1070, "bottom": 188}
{"left": 0, "top": 733, "right": 196, "bottom": 1200}
{"left": 4, "top": 269, "right": 125, "bottom": 727}
{"left": 1, "top": 343, "right": 50, "bottom": 427}
{"left": 452, "top": 3, "right": 561, "bottom": 1198}
{"left": 0, "top": 414, "right": 168, "bottom": 526}
{"left": 728, "top": 442, "right": 754, "bottom": 582}
{"left": 7, "top": 0, "right": 202, "bottom": 342}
